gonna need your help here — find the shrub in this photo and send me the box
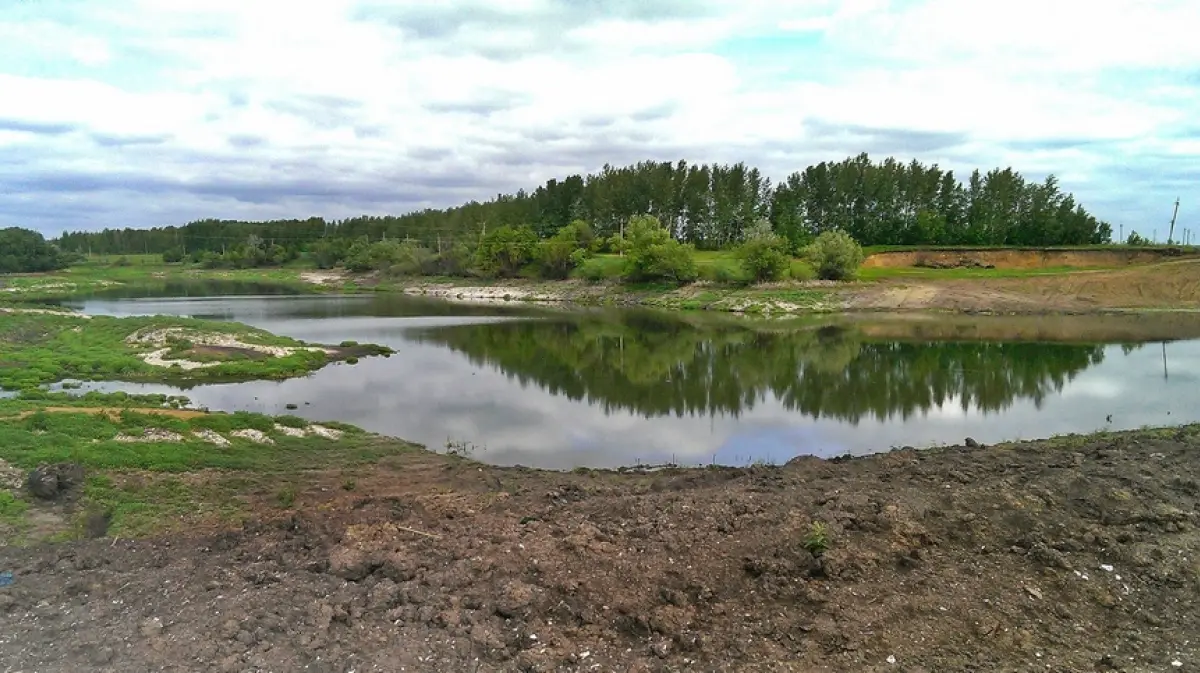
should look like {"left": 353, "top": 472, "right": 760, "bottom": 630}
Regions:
{"left": 161, "top": 247, "right": 185, "bottom": 264}
{"left": 736, "top": 219, "right": 790, "bottom": 283}
{"left": 535, "top": 221, "right": 594, "bottom": 279}
{"left": 806, "top": 230, "right": 865, "bottom": 281}
{"left": 112, "top": 256, "right": 132, "bottom": 267}
{"left": 387, "top": 241, "right": 437, "bottom": 276}
{"left": 622, "top": 215, "right": 698, "bottom": 284}
{"left": 474, "top": 225, "right": 538, "bottom": 278}
{"left": 433, "top": 240, "right": 476, "bottom": 277}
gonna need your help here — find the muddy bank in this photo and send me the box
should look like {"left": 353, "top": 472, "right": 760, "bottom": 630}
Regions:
{"left": 1, "top": 427, "right": 1197, "bottom": 672}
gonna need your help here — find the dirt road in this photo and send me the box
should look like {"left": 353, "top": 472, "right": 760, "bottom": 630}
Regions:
{"left": 1, "top": 428, "right": 1197, "bottom": 672}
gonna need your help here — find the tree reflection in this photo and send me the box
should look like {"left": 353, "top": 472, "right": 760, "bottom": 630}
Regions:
{"left": 411, "top": 313, "right": 1106, "bottom": 423}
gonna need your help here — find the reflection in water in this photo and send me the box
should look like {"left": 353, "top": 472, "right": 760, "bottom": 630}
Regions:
{"left": 59, "top": 292, "right": 1200, "bottom": 469}
{"left": 411, "top": 314, "right": 1107, "bottom": 423}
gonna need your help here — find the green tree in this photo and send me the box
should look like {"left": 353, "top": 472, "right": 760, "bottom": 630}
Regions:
{"left": 0, "top": 228, "right": 68, "bottom": 273}
{"left": 736, "top": 218, "right": 790, "bottom": 283}
{"left": 622, "top": 215, "right": 698, "bottom": 283}
{"left": 475, "top": 225, "right": 538, "bottom": 277}
{"left": 807, "top": 230, "right": 865, "bottom": 281}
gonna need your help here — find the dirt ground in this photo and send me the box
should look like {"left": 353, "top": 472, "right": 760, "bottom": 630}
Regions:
{"left": 860, "top": 248, "right": 1187, "bottom": 270}
{"left": 847, "top": 259, "right": 1200, "bottom": 313}
{"left": 2, "top": 428, "right": 1198, "bottom": 672}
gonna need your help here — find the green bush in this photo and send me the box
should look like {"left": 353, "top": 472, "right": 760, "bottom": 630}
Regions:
{"left": 736, "top": 219, "right": 790, "bottom": 283}
{"left": 621, "top": 215, "right": 698, "bottom": 284}
{"left": 161, "top": 247, "right": 185, "bottom": 264}
{"left": 534, "top": 221, "right": 595, "bottom": 279}
{"left": 474, "top": 225, "right": 538, "bottom": 278}
{"left": 577, "top": 257, "right": 612, "bottom": 282}
{"left": 386, "top": 241, "right": 437, "bottom": 276}
{"left": 807, "top": 230, "right": 865, "bottom": 281}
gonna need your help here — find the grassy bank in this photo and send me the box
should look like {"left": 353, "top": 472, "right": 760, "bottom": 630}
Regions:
{"left": 0, "top": 306, "right": 392, "bottom": 390}
{"left": 0, "top": 391, "right": 416, "bottom": 542}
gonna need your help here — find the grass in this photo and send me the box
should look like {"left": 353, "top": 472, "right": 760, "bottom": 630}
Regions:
{"left": 0, "top": 309, "right": 391, "bottom": 390}
{"left": 0, "top": 391, "right": 419, "bottom": 541}
{"left": 0, "top": 257, "right": 319, "bottom": 302}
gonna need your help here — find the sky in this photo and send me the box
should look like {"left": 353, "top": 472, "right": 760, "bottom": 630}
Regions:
{"left": 2, "top": 0, "right": 1198, "bottom": 239}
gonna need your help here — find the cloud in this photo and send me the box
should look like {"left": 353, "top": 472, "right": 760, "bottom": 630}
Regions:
{"left": 0, "top": 119, "right": 77, "bottom": 136}
{"left": 0, "top": 0, "right": 1197, "bottom": 236}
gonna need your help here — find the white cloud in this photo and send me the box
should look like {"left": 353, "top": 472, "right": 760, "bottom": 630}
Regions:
{"left": 0, "top": 0, "right": 1196, "bottom": 234}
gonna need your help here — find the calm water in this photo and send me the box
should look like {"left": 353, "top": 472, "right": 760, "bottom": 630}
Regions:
{"left": 58, "top": 292, "right": 1200, "bottom": 469}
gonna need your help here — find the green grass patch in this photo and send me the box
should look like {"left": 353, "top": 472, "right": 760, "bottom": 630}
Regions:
{"left": 0, "top": 491, "right": 30, "bottom": 525}
{"left": 0, "top": 310, "right": 391, "bottom": 390}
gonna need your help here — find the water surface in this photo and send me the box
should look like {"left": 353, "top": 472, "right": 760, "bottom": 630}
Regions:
{"left": 61, "top": 292, "right": 1200, "bottom": 469}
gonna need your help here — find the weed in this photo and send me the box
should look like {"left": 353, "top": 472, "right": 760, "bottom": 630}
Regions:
{"left": 276, "top": 485, "right": 296, "bottom": 508}
{"left": 341, "top": 477, "right": 357, "bottom": 491}
{"left": 0, "top": 491, "right": 30, "bottom": 524}
{"left": 803, "top": 521, "right": 831, "bottom": 557}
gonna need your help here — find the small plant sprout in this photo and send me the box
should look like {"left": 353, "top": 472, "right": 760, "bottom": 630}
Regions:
{"left": 804, "top": 521, "right": 830, "bottom": 557}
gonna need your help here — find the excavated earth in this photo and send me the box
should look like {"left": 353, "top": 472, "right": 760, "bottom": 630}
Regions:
{"left": 1, "top": 429, "right": 1198, "bottom": 672}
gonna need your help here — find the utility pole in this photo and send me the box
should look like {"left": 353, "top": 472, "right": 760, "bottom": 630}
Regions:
{"left": 1119, "top": 223, "right": 1124, "bottom": 242}
{"left": 1168, "top": 197, "right": 1180, "bottom": 245}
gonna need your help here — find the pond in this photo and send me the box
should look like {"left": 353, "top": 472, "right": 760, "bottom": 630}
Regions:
{"left": 59, "top": 292, "right": 1200, "bottom": 469}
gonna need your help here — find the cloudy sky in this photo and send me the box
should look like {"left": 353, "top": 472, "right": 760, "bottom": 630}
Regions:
{"left": 3, "top": 0, "right": 1198, "bottom": 238}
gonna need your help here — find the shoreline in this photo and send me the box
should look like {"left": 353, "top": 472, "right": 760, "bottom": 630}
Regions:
{"left": 5, "top": 253, "right": 1200, "bottom": 315}
{"left": 0, "top": 406, "right": 1196, "bottom": 670}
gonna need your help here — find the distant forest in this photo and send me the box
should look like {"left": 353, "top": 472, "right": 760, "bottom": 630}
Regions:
{"left": 55, "top": 153, "right": 1113, "bottom": 255}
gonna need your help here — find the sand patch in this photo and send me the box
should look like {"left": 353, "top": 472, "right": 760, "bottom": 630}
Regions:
{"left": 301, "top": 271, "right": 348, "bottom": 285}
{"left": 273, "top": 423, "right": 306, "bottom": 438}
{"left": 192, "top": 429, "right": 230, "bottom": 446}
{"left": 308, "top": 424, "right": 343, "bottom": 440}
{"left": 114, "top": 429, "right": 185, "bottom": 443}
{"left": 231, "top": 429, "right": 274, "bottom": 445}
{"left": 126, "top": 327, "right": 330, "bottom": 370}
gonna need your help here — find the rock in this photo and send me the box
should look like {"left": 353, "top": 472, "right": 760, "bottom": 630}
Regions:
{"left": 964, "top": 437, "right": 980, "bottom": 448}
{"left": 27, "top": 469, "right": 59, "bottom": 499}
{"left": 26, "top": 462, "right": 85, "bottom": 500}
{"left": 140, "top": 617, "right": 164, "bottom": 638}
{"left": 651, "top": 640, "right": 673, "bottom": 658}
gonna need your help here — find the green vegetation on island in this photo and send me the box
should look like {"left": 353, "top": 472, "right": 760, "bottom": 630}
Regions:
{"left": 0, "top": 307, "right": 392, "bottom": 390}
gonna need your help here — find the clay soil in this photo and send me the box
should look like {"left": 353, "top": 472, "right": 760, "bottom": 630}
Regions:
{"left": 2, "top": 429, "right": 1198, "bottom": 672}
{"left": 847, "top": 259, "right": 1200, "bottom": 313}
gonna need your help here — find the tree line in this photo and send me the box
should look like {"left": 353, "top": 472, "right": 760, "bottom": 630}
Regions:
{"left": 54, "top": 153, "right": 1113, "bottom": 259}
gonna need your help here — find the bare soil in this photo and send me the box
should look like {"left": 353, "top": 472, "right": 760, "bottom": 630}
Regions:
{"left": 847, "top": 259, "right": 1200, "bottom": 313}
{"left": 2, "top": 429, "right": 1198, "bottom": 672}
{"left": 861, "top": 248, "right": 1194, "bottom": 270}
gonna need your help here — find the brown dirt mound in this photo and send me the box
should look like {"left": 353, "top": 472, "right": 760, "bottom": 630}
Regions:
{"left": 863, "top": 248, "right": 1194, "bottom": 270}
{"left": 1, "top": 429, "right": 1197, "bottom": 672}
